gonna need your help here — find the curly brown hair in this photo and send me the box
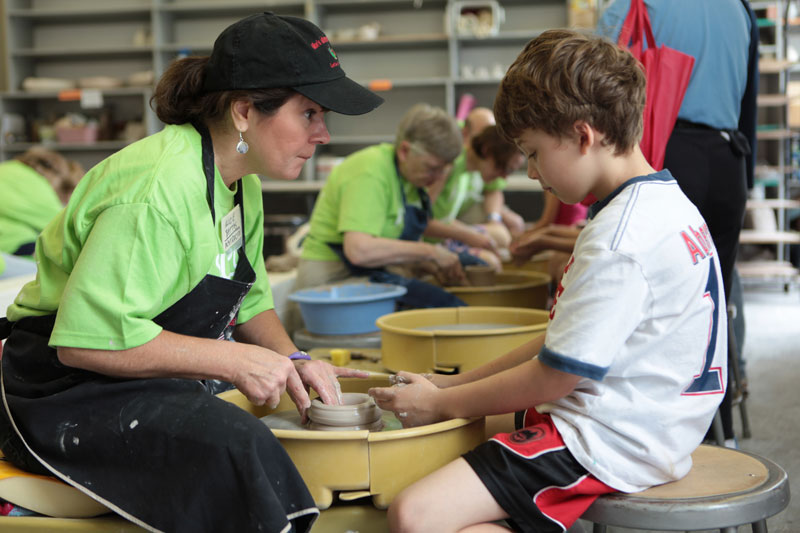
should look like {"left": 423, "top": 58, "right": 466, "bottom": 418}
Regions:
{"left": 494, "top": 29, "right": 646, "bottom": 155}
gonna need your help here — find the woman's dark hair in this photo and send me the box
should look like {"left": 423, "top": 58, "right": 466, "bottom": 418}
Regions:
{"left": 150, "top": 56, "right": 295, "bottom": 125}
{"left": 470, "top": 125, "right": 522, "bottom": 169}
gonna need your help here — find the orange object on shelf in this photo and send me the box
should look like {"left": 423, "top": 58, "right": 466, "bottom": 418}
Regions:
{"left": 57, "top": 89, "right": 82, "bottom": 102}
{"left": 368, "top": 79, "right": 393, "bottom": 91}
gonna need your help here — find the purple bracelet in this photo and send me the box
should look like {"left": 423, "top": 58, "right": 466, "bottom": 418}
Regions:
{"left": 289, "top": 350, "right": 311, "bottom": 361}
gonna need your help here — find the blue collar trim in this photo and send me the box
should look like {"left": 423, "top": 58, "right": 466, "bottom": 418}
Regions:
{"left": 588, "top": 169, "right": 674, "bottom": 219}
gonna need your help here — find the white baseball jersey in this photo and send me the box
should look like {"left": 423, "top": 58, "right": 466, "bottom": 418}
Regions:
{"left": 537, "top": 170, "right": 727, "bottom": 493}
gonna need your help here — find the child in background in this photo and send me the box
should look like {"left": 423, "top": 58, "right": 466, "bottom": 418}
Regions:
{"left": 0, "top": 147, "right": 84, "bottom": 257}
{"left": 369, "top": 29, "right": 727, "bottom": 532}
{"left": 426, "top": 125, "right": 526, "bottom": 269}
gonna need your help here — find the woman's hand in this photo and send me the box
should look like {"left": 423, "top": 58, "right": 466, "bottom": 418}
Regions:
{"left": 431, "top": 245, "right": 467, "bottom": 286}
{"left": 368, "top": 371, "right": 445, "bottom": 428}
{"left": 231, "top": 348, "right": 306, "bottom": 411}
{"left": 293, "top": 359, "right": 370, "bottom": 420}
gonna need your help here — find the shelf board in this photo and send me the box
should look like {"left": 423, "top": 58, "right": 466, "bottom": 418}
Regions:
{"left": 759, "top": 58, "right": 795, "bottom": 73}
{"left": 159, "top": 44, "right": 213, "bottom": 55}
{"left": 755, "top": 164, "right": 792, "bottom": 175}
{"left": 736, "top": 260, "right": 800, "bottom": 279}
{"left": 756, "top": 128, "right": 796, "bottom": 140}
{"left": 739, "top": 230, "right": 800, "bottom": 244}
{"left": 1, "top": 88, "right": 150, "bottom": 99}
{"left": 454, "top": 77, "right": 504, "bottom": 85}
{"left": 456, "top": 30, "right": 542, "bottom": 44}
{"left": 757, "top": 94, "right": 790, "bottom": 106}
{"left": 315, "top": 0, "right": 447, "bottom": 6}
{"left": 746, "top": 199, "right": 800, "bottom": 209}
{"left": 361, "top": 77, "right": 448, "bottom": 89}
{"left": 160, "top": 1, "right": 304, "bottom": 15}
{"left": 7, "top": 6, "right": 151, "bottom": 22}
{"left": 330, "top": 34, "right": 449, "bottom": 50}
{"left": 12, "top": 46, "right": 153, "bottom": 59}
{"left": 2, "top": 141, "right": 131, "bottom": 152}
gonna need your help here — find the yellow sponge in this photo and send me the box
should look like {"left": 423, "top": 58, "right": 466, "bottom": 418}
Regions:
{"left": 329, "top": 349, "right": 351, "bottom": 367}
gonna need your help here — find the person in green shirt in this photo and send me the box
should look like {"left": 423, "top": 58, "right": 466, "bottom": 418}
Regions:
{"left": 449, "top": 107, "right": 527, "bottom": 237}
{"left": 297, "top": 103, "right": 493, "bottom": 312}
{"left": 0, "top": 147, "right": 84, "bottom": 257}
{"left": 0, "top": 13, "right": 381, "bottom": 533}
{"left": 429, "top": 125, "right": 526, "bottom": 268}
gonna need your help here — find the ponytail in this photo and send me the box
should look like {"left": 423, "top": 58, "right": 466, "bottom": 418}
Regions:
{"left": 151, "top": 56, "right": 296, "bottom": 126}
{"left": 151, "top": 57, "right": 209, "bottom": 125}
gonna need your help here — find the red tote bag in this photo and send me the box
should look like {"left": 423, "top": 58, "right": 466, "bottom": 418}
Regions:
{"left": 617, "top": 0, "right": 695, "bottom": 170}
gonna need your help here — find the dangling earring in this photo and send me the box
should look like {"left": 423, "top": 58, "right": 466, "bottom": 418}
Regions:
{"left": 236, "top": 131, "right": 249, "bottom": 154}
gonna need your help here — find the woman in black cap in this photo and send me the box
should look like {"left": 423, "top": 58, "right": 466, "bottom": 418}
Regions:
{"left": 0, "top": 12, "right": 382, "bottom": 533}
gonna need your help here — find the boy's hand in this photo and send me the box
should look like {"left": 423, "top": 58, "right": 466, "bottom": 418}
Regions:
{"left": 423, "top": 372, "right": 460, "bottom": 389}
{"left": 509, "top": 227, "right": 548, "bottom": 263}
{"left": 368, "top": 371, "right": 444, "bottom": 428}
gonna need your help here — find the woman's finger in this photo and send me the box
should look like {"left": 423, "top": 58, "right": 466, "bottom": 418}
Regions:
{"left": 333, "top": 367, "right": 370, "bottom": 378}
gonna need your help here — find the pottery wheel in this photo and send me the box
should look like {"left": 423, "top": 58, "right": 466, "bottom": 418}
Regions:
{"left": 261, "top": 410, "right": 403, "bottom": 432}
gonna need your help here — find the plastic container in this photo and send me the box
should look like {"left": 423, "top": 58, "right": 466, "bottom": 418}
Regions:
{"left": 378, "top": 306, "right": 549, "bottom": 373}
{"left": 464, "top": 264, "right": 496, "bottom": 286}
{"left": 289, "top": 282, "right": 407, "bottom": 335}
{"left": 445, "top": 271, "right": 551, "bottom": 309}
{"left": 55, "top": 124, "right": 98, "bottom": 144}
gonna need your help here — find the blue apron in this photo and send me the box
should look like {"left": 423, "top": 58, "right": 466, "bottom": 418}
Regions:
{"left": 328, "top": 163, "right": 466, "bottom": 309}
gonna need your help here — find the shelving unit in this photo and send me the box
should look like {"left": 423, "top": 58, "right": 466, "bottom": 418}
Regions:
{"left": 1, "top": 0, "right": 593, "bottom": 189}
{"left": 741, "top": 1, "right": 800, "bottom": 287}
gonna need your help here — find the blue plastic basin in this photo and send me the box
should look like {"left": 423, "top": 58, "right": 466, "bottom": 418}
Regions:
{"left": 289, "top": 283, "right": 407, "bottom": 335}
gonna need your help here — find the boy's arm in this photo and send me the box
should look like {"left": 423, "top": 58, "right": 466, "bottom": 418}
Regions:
{"left": 439, "top": 357, "right": 581, "bottom": 419}
{"left": 432, "top": 334, "right": 545, "bottom": 388}
{"left": 370, "top": 336, "right": 581, "bottom": 427}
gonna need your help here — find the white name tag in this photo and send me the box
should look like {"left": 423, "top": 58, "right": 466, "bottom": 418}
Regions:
{"left": 221, "top": 204, "right": 244, "bottom": 252}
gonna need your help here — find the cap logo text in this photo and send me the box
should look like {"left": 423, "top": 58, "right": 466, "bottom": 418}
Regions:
{"left": 310, "top": 36, "right": 329, "bottom": 49}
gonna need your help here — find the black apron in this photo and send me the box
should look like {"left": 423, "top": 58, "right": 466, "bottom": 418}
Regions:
{"left": 328, "top": 162, "right": 466, "bottom": 309}
{"left": 0, "top": 123, "right": 318, "bottom": 533}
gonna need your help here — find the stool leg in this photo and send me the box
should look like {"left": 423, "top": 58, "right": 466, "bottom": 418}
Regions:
{"left": 712, "top": 409, "right": 725, "bottom": 446}
{"left": 728, "top": 307, "right": 751, "bottom": 439}
{"left": 591, "top": 524, "right": 607, "bottom": 533}
{"left": 720, "top": 528, "right": 737, "bottom": 533}
{"left": 752, "top": 519, "right": 768, "bottom": 533}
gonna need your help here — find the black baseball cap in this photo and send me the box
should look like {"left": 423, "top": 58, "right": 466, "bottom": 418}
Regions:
{"left": 203, "top": 12, "right": 383, "bottom": 115}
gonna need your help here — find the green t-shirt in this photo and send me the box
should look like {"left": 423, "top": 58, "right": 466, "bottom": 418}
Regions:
{"left": 301, "top": 143, "right": 425, "bottom": 261}
{"left": 7, "top": 123, "right": 273, "bottom": 350}
{"left": 0, "top": 160, "right": 64, "bottom": 255}
{"left": 432, "top": 151, "right": 507, "bottom": 223}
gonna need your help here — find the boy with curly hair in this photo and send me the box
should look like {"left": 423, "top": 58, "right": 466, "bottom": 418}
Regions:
{"left": 369, "top": 29, "right": 727, "bottom": 532}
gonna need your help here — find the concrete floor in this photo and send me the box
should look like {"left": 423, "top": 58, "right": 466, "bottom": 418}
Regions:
{"left": 575, "top": 283, "right": 800, "bottom": 532}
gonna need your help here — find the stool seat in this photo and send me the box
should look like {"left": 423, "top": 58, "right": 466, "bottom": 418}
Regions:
{"left": 582, "top": 445, "right": 790, "bottom": 532}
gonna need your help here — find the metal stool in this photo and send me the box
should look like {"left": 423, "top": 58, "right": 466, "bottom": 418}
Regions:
{"left": 582, "top": 445, "right": 790, "bottom": 533}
